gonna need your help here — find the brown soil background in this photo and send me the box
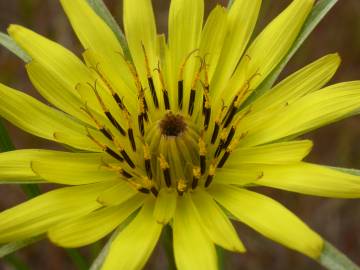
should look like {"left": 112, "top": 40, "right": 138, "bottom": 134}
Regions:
{"left": 0, "top": 0, "right": 359, "bottom": 269}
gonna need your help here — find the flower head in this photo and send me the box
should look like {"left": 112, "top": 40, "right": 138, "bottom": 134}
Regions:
{"left": 1, "top": 0, "right": 360, "bottom": 269}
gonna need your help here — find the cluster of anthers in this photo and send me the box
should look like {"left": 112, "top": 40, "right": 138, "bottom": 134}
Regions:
{"left": 84, "top": 46, "right": 259, "bottom": 198}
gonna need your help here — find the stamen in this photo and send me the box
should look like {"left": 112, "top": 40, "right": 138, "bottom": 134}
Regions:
{"left": 188, "top": 57, "right": 204, "bottom": 116}
{"left": 223, "top": 126, "right": 235, "bottom": 149}
{"left": 90, "top": 63, "right": 128, "bottom": 111}
{"left": 203, "top": 96, "right": 211, "bottom": 130}
{"left": 150, "top": 186, "right": 159, "bottom": 197}
{"left": 211, "top": 104, "right": 227, "bottom": 144}
{"left": 120, "top": 168, "right": 133, "bottom": 178}
{"left": 199, "top": 134, "right": 207, "bottom": 175}
{"left": 211, "top": 123, "right": 220, "bottom": 144}
{"left": 143, "top": 144, "right": 153, "bottom": 179}
{"left": 86, "top": 130, "right": 124, "bottom": 162}
{"left": 205, "top": 161, "right": 216, "bottom": 188}
{"left": 124, "top": 111, "right": 137, "bottom": 152}
{"left": 222, "top": 72, "right": 260, "bottom": 128}
{"left": 141, "top": 44, "right": 159, "bottom": 108}
{"left": 101, "top": 161, "right": 133, "bottom": 179}
{"left": 138, "top": 114, "right": 145, "bottom": 136}
{"left": 128, "top": 128, "right": 136, "bottom": 152}
{"left": 88, "top": 81, "right": 127, "bottom": 136}
{"left": 214, "top": 129, "right": 228, "bottom": 158}
{"left": 138, "top": 187, "right": 151, "bottom": 194}
{"left": 81, "top": 106, "right": 113, "bottom": 141}
{"left": 159, "top": 154, "right": 171, "bottom": 187}
{"left": 155, "top": 63, "right": 170, "bottom": 110}
{"left": 177, "top": 178, "right": 187, "bottom": 196}
{"left": 120, "top": 148, "right": 135, "bottom": 168}
{"left": 191, "top": 166, "right": 201, "bottom": 189}
{"left": 178, "top": 49, "right": 198, "bottom": 110}
{"left": 142, "top": 176, "right": 158, "bottom": 197}
{"left": 178, "top": 80, "right": 184, "bottom": 110}
{"left": 223, "top": 108, "right": 251, "bottom": 149}
{"left": 105, "top": 111, "right": 126, "bottom": 136}
{"left": 217, "top": 139, "right": 239, "bottom": 168}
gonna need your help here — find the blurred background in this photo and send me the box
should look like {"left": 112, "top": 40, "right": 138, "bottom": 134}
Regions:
{"left": 0, "top": 0, "right": 359, "bottom": 269}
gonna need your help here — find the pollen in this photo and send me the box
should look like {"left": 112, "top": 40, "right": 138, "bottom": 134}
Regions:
{"left": 83, "top": 47, "right": 250, "bottom": 197}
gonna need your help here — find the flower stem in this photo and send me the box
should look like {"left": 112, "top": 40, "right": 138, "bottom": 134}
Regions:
{"left": 163, "top": 225, "right": 177, "bottom": 270}
{"left": 319, "top": 241, "right": 360, "bottom": 270}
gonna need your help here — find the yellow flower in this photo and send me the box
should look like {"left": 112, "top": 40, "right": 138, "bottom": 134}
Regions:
{"left": 0, "top": 0, "right": 360, "bottom": 269}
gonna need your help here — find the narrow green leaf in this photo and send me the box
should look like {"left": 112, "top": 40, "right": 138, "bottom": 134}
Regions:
{"left": 216, "top": 246, "right": 226, "bottom": 270}
{"left": 0, "top": 179, "right": 46, "bottom": 184}
{"left": 319, "top": 241, "right": 360, "bottom": 270}
{"left": 244, "top": 0, "right": 338, "bottom": 105}
{"left": 329, "top": 166, "right": 360, "bottom": 176}
{"left": 66, "top": 249, "right": 89, "bottom": 270}
{"left": 0, "top": 32, "right": 31, "bottom": 62}
{"left": 21, "top": 184, "right": 41, "bottom": 198}
{"left": 86, "top": 0, "right": 132, "bottom": 60}
{"left": 89, "top": 234, "right": 115, "bottom": 270}
{"left": 4, "top": 254, "right": 31, "bottom": 270}
{"left": 0, "top": 118, "right": 14, "bottom": 151}
{"left": 227, "top": 0, "right": 234, "bottom": 8}
{"left": 0, "top": 236, "right": 44, "bottom": 258}
{"left": 162, "top": 225, "right": 176, "bottom": 270}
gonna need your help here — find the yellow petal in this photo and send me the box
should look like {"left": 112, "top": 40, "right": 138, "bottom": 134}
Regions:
{"left": 82, "top": 49, "right": 137, "bottom": 112}
{"left": 0, "top": 149, "right": 56, "bottom": 183}
{"left": 226, "top": 140, "right": 313, "bottom": 166}
{"left": 199, "top": 5, "right": 228, "bottom": 81}
{"left": 53, "top": 131, "right": 101, "bottom": 152}
{"left": 173, "top": 194, "right": 217, "bottom": 270}
{"left": 60, "top": 0, "right": 123, "bottom": 62}
{"left": 257, "top": 162, "right": 360, "bottom": 198}
{"left": 223, "top": 0, "right": 314, "bottom": 103}
{"left": 210, "top": 184, "right": 323, "bottom": 259}
{"left": 168, "top": 0, "right": 204, "bottom": 99}
{"left": 31, "top": 152, "right": 117, "bottom": 185}
{"left": 0, "top": 182, "right": 112, "bottom": 243}
{"left": 240, "top": 81, "right": 360, "bottom": 146}
{"left": 153, "top": 188, "right": 177, "bottom": 224}
{"left": 97, "top": 181, "right": 139, "bottom": 206}
{"left": 214, "top": 167, "right": 263, "bottom": 186}
{"left": 48, "top": 195, "right": 144, "bottom": 248}
{"left": 123, "top": 0, "right": 157, "bottom": 84}
{"left": 211, "top": 0, "right": 261, "bottom": 98}
{"left": 0, "top": 83, "right": 93, "bottom": 150}
{"left": 26, "top": 61, "right": 91, "bottom": 125}
{"left": 60, "top": 0, "right": 137, "bottom": 95}
{"left": 8, "top": 25, "right": 94, "bottom": 122}
{"left": 250, "top": 54, "right": 341, "bottom": 112}
{"left": 102, "top": 199, "right": 162, "bottom": 270}
{"left": 191, "top": 189, "right": 245, "bottom": 252}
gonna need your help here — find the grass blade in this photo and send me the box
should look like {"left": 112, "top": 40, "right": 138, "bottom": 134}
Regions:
{"left": 0, "top": 236, "right": 44, "bottom": 258}
{"left": 319, "top": 241, "right": 360, "bottom": 270}
{"left": 0, "top": 32, "right": 31, "bottom": 62}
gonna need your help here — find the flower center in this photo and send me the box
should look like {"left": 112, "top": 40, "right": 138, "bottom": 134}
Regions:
{"left": 159, "top": 112, "right": 187, "bottom": 137}
{"left": 84, "top": 47, "right": 255, "bottom": 197}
